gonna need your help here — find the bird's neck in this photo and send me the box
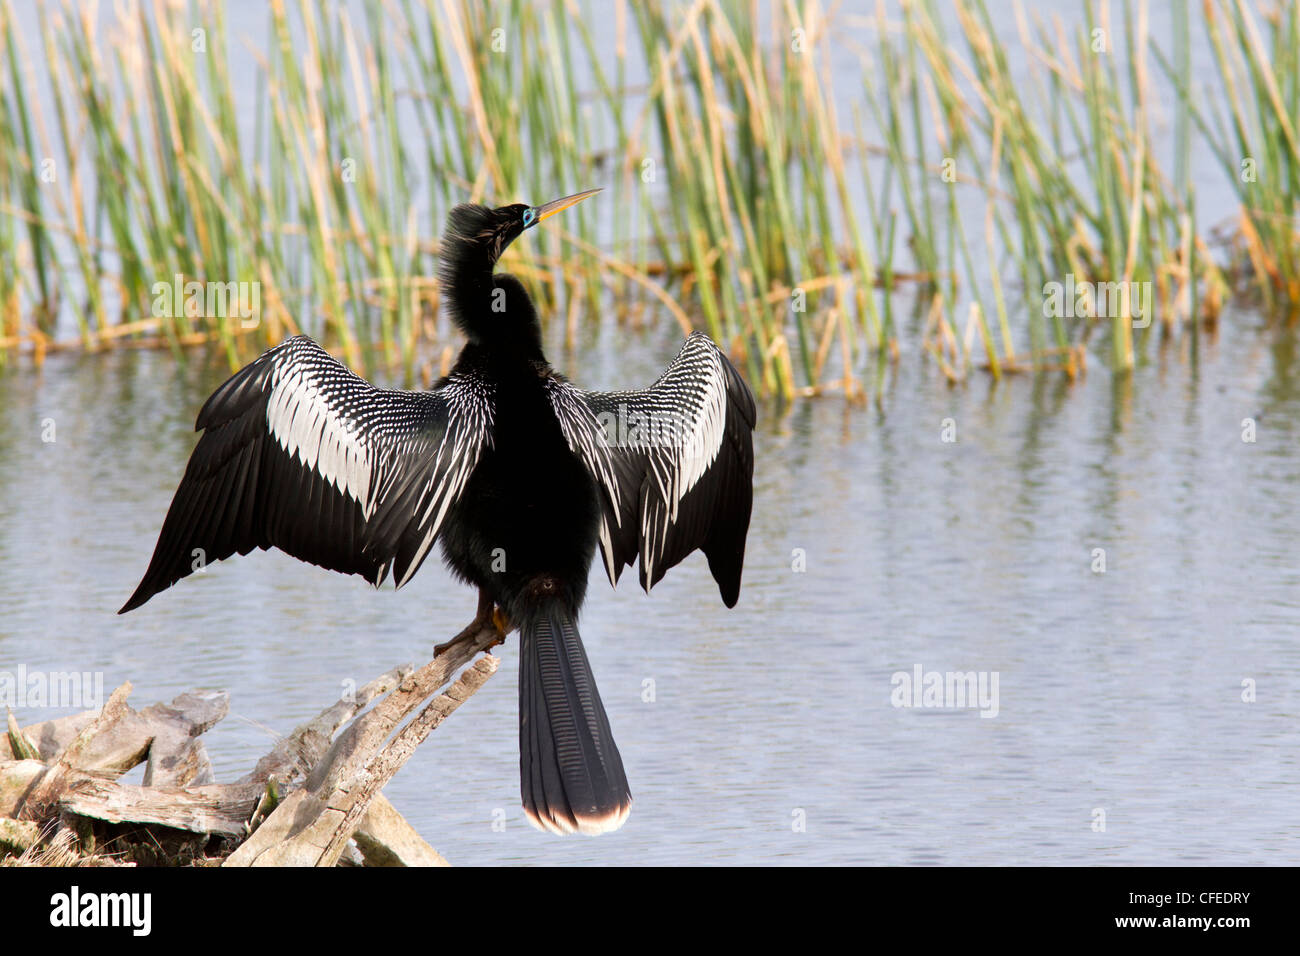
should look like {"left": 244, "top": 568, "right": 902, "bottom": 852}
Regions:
{"left": 447, "top": 272, "right": 546, "bottom": 364}
{"left": 443, "top": 252, "right": 497, "bottom": 325}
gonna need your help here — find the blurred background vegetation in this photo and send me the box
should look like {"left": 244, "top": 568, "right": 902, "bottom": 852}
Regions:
{"left": 0, "top": 0, "right": 1296, "bottom": 400}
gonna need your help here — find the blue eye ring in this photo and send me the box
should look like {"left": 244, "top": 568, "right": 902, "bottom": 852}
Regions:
{"left": 522, "top": 208, "right": 536, "bottom": 227}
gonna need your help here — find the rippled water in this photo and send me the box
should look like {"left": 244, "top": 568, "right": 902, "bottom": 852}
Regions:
{"left": 2, "top": 314, "right": 1298, "bottom": 865}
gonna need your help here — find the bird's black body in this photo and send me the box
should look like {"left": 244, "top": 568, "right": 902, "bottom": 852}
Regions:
{"left": 438, "top": 342, "right": 601, "bottom": 623}
{"left": 121, "top": 189, "right": 754, "bottom": 836}
{"left": 437, "top": 352, "right": 628, "bottom": 833}
{"left": 433, "top": 206, "right": 597, "bottom": 620}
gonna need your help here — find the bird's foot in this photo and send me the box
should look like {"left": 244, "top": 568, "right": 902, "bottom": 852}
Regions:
{"left": 433, "top": 621, "right": 484, "bottom": 659}
{"left": 492, "top": 605, "right": 513, "bottom": 637}
{"left": 434, "top": 593, "right": 512, "bottom": 658}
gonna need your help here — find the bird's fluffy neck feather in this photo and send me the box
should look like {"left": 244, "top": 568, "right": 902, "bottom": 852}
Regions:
{"left": 439, "top": 206, "right": 544, "bottom": 360}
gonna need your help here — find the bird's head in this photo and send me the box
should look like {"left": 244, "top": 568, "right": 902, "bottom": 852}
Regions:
{"left": 440, "top": 188, "right": 601, "bottom": 273}
{"left": 438, "top": 188, "right": 601, "bottom": 351}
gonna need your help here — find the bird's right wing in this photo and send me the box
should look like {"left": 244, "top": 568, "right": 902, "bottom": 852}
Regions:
{"left": 548, "top": 331, "right": 756, "bottom": 607}
{"left": 120, "top": 335, "right": 493, "bottom": 612}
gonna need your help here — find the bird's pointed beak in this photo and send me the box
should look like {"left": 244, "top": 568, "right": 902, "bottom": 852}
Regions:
{"left": 529, "top": 187, "right": 602, "bottom": 228}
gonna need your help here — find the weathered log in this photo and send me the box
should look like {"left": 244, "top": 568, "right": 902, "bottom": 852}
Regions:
{"left": 3, "top": 702, "right": 148, "bottom": 772}
{"left": 2, "top": 690, "right": 229, "bottom": 782}
{"left": 6, "top": 712, "right": 142, "bottom": 777}
{"left": 0, "top": 760, "right": 46, "bottom": 817}
{"left": 239, "top": 665, "right": 412, "bottom": 786}
{"left": 141, "top": 690, "right": 229, "bottom": 736}
{"left": 143, "top": 739, "right": 214, "bottom": 789}
{"left": 17, "top": 682, "right": 135, "bottom": 820}
{"left": 225, "top": 627, "right": 502, "bottom": 867}
{"left": 6, "top": 633, "right": 498, "bottom": 865}
{"left": 224, "top": 656, "right": 497, "bottom": 867}
{"left": 139, "top": 690, "right": 229, "bottom": 787}
{"left": 315, "top": 656, "right": 498, "bottom": 866}
{"left": 0, "top": 711, "right": 95, "bottom": 761}
{"left": 218, "top": 790, "right": 330, "bottom": 866}
{"left": 335, "top": 842, "right": 366, "bottom": 866}
{"left": 353, "top": 794, "right": 450, "bottom": 867}
{"left": 59, "top": 778, "right": 266, "bottom": 837}
{"left": 309, "top": 628, "right": 501, "bottom": 795}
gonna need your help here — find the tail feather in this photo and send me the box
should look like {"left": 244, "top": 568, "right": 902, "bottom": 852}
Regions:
{"left": 519, "top": 603, "right": 631, "bottom": 835}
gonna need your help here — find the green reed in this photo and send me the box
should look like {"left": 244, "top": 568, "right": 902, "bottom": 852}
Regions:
{"left": 0, "top": 0, "right": 1294, "bottom": 398}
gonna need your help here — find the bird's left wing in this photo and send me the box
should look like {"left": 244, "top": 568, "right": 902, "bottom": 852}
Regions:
{"left": 120, "top": 335, "right": 493, "bottom": 612}
{"left": 547, "top": 331, "right": 756, "bottom": 607}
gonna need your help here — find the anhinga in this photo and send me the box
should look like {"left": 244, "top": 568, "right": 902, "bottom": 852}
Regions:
{"left": 120, "top": 188, "right": 756, "bottom": 836}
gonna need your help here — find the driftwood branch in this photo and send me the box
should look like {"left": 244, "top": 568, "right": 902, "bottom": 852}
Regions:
{"left": 2, "top": 710, "right": 94, "bottom": 762}
{"left": 139, "top": 690, "right": 229, "bottom": 787}
{"left": 0, "top": 760, "right": 46, "bottom": 818}
{"left": 225, "top": 624, "right": 503, "bottom": 867}
{"left": 2, "top": 621, "right": 504, "bottom": 866}
{"left": 309, "top": 625, "right": 502, "bottom": 794}
{"left": 354, "top": 795, "right": 450, "bottom": 867}
{"left": 240, "top": 665, "right": 411, "bottom": 787}
{"left": 17, "top": 682, "right": 136, "bottom": 820}
{"left": 316, "top": 656, "right": 497, "bottom": 866}
{"left": 3, "top": 686, "right": 229, "bottom": 788}
{"left": 60, "top": 779, "right": 264, "bottom": 837}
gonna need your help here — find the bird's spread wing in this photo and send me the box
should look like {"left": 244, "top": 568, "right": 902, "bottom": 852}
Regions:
{"left": 547, "top": 331, "right": 756, "bottom": 607}
{"left": 120, "top": 335, "right": 493, "bottom": 612}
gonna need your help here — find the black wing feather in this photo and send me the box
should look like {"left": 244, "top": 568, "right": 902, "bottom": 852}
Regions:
{"left": 548, "top": 331, "right": 755, "bottom": 608}
{"left": 120, "top": 335, "right": 492, "bottom": 613}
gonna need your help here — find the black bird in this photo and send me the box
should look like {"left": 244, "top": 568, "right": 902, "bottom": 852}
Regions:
{"left": 120, "top": 188, "right": 756, "bottom": 836}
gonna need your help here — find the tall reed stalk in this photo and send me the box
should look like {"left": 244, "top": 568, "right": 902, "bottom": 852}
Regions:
{"left": 0, "top": 0, "right": 1293, "bottom": 397}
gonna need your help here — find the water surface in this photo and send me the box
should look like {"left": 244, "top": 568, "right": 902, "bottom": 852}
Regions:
{"left": 2, "top": 315, "right": 1297, "bottom": 865}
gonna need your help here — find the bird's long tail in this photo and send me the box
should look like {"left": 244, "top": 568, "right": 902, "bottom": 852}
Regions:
{"left": 518, "top": 600, "right": 631, "bottom": 835}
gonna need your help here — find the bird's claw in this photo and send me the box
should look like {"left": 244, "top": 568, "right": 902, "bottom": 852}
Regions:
{"left": 492, "top": 606, "right": 513, "bottom": 637}
{"left": 434, "top": 602, "right": 512, "bottom": 658}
